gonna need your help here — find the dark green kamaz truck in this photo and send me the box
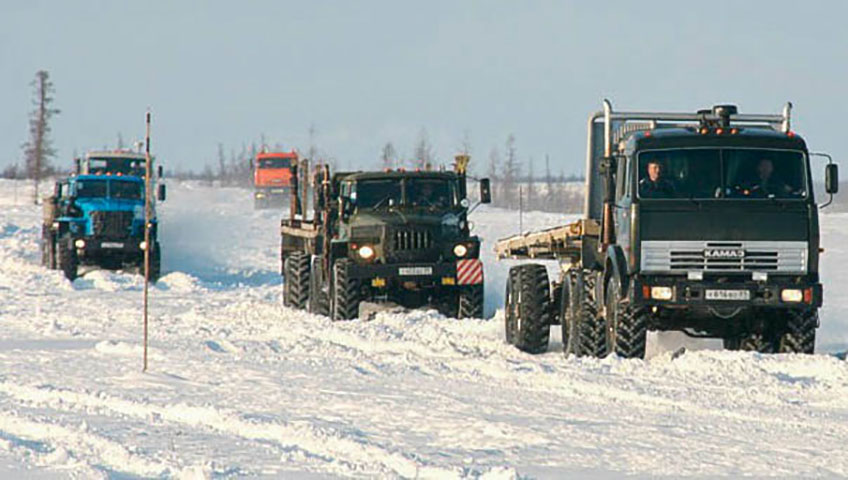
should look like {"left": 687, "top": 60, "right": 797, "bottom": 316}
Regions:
{"left": 496, "top": 101, "right": 838, "bottom": 357}
{"left": 281, "top": 155, "right": 491, "bottom": 320}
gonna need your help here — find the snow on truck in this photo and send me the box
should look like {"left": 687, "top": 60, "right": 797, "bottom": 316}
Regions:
{"left": 280, "top": 155, "right": 492, "bottom": 320}
{"left": 496, "top": 101, "right": 839, "bottom": 358}
{"left": 253, "top": 150, "right": 296, "bottom": 209}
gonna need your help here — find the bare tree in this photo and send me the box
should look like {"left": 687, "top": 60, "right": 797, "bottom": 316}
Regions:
{"left": 379, "top": 142, "right": 397, "bottom": 169}
{"left": 22, "top": 70, "right": 60, "bottom": 203}
{"left": 413, "top": 128, "right": 434, "bottom": 169}
{"left": 526, "top": 157, "right": 535, "bottom": 210}
{"left": 217, "top": 143, "right": 227, "bottom": 184}
{"left": 544, "top": 153, "right": 554, "bottom": 206}
{"left": 502, "top": 134, "right": 521, "bottom": 208}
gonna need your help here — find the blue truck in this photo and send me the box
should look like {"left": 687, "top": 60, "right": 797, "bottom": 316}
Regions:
{"left": 41, "top": 174, "right": 165, "bottom": 281}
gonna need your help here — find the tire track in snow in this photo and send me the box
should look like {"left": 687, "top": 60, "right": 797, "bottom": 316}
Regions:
{"left": 0, "top": 381, "right": 463, "bottom": 478}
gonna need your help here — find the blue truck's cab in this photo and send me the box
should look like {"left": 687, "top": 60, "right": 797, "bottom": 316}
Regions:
{"left": 41, "top": 174, "right": 164, "bottom": 281}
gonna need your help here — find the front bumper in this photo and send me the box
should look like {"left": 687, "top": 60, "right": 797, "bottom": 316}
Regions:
{"left": 255, "top": 187, "right": 289, "bottom": 198}
{"left": 75, "top": 237, "right": 146, "bottom": 258}
{"left": 631, "top": 274, "right": 822, "bottom": 309}
{"left": 348, "top": 259, "right": 483, "bottom": 287}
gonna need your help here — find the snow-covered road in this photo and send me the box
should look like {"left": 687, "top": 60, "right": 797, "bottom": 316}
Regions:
{"left": 1, "top": 180, "right": 847, "bottom": 479}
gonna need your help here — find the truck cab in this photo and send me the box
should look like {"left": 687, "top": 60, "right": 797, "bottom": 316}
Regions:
{"left": 281, "top": 156, "right": 492, "bottom": 320}
{"left": 498, "top": 101, "right": 838, "bottom": 358}
{"left": 609, "top": 108, "right": 836, "bottom": 353}
{"left": 253, "top": 151, "right": 296, "bottom": 209}
{"left": 41, "top": 174, "right": 163, "bottom": 281}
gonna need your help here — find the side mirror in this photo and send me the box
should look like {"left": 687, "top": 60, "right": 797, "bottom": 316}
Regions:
{"left": 480, "top": 178, "right": 492, "bottom": 204}
{"left": 826, "top": 164, "right": 839, "bottom": 194}
{"left": 157, "top": 165, "right": 164, "bottom": 178}
{"left": 157, "top": 184, "right": 167, "bottom": 201}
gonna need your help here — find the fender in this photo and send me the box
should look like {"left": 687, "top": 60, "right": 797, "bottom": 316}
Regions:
{"left": 604, "top": 244, "right": 629, "bottom": 301}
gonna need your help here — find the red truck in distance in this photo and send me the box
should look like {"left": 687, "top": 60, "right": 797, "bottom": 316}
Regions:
{"left": 253, "top": 150, "right": 296, "bottom": 209}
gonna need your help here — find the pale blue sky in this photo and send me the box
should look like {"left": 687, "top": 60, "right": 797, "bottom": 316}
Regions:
{"left": 1, "top": 1, "right": 846, "bottom": 175}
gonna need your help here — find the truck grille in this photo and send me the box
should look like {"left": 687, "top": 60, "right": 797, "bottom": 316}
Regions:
{"left": 641, "top": 241, "right": 807, "bottom": 273}
{"left": 393, "top": 229, "right": 433, "bottom": 251}
{"left": 91, "top": 211, "right": 133, "bottom": 238}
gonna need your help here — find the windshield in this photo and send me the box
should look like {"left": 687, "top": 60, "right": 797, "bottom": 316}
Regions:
{"left": 111, "top": 181, "right": 143, "bottom": 200}
{"left": 75, "top": 180, "right": 108, "bottom": 198}
{"left": 354, "top": 179, "right": 402, "bottom": 208}
{"left": 89, "top": 158, "right": 145, "bottom": 176}
{"left": 637, "top": 148, "right": 807, "bottom": 199}
{"left": 407, "top": 178, "right": 456, "bottom": 208}
{"left": 257, "top": 158, "right": 291, "bottom": 169}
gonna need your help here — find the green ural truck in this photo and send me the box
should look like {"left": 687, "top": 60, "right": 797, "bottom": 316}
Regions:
{"left": 496, "top": 101, "right": 838, "bottom": 357}
{"left": 281, "top": 155, "right": 492, "bottom": 320}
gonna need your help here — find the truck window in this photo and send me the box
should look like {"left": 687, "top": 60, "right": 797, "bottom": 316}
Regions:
{"left": 724, "top": 149, "right": 807, "bottom": 199}
{"left": 407, "top": 179, "right": 455, "bottom": 208}
{"left": 638, "top": 149, "right": 721, "bottom": 199}
{"left": 355, "top": 179, "right": 402, "bottom": 208}
{"left": 257, "top": 158, "right": 290, "bottom": 169}
{"left": 111, "top": 181, "right": 143, "bottom": 200}
{"left": 75, "top": 180, "right": 108, "bottom": 198}
{"left": 616, "top": 156, "right": 628, "bottom": 201}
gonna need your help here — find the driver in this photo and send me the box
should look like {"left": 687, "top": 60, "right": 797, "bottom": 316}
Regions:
{"left": 414, "top": 182, "right": 447, "bottom": 207}
{"left": 749, "top": 158, "right": 792, "bottom": 197}
{"left": 638, "top": 160, "right": 675, "bottom": 198}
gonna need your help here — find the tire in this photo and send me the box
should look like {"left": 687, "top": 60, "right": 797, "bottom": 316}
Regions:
{"left": 777, "top": 310, "right": 817, "bottom": 354}
{"left": 605, "top": 275, "right": 648, "bottom": 359}
{"left": 738, "top": 333, "right": 778, "bottom": 354}
{"left": 148, "top": 241, "right": 162, "bottom": 282}
{"left": 56, "top": 236, "right": 78, "bottom": 281}
{"left": 331, "top": 258, "right": 360, "bottom": 320}
{"left": 722, "top": 337, "right": 741, "bottom": 350}
{"left": 457, "top": 284, "right": 484, "bottom": 319}
{"left": 283, "top": 252, "right": 310, "bottom": 309}
{"left": 308, "top": 255, "right": 330, "bottom": 316}
{"left": 562, "top": 271, "right": 607, "bottom": 357}
{"left": 41, "top": 226, "right": 56, "bottom": 269}
{"left": 504, "top": 264, "right": 551, "bottom": 354}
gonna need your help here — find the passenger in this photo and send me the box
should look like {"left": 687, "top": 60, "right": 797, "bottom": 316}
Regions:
{"left": 638, "top": 160, "right": 675, "bottom": 198}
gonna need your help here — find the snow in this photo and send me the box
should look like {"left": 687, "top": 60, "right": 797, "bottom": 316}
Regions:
{"left": 1, "top": 179, "right": 847, "bottom": 478}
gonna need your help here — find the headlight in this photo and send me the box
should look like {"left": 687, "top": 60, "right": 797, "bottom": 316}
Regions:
{"left": 74, "top": 239, "right": 86, "bottom": 249}
{"left": 358, "top": 245, "right": 375, "bottom": 259}
{"left": 256, "top": 192, "right": 266, "bottom": 198}
{"left": 650, "top": 286, "right": 673, "bottom": 301}
{"left": 781, "top": 289, "right": 803, "bottom": 303}
{"left": 139, "top": 241, "right": 147, "bottom": 251}
{"left": 453, "top": 244, "right": 468, "bottom": 257}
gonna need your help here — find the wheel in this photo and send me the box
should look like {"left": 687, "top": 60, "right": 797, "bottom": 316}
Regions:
{"left": 283, "top": 252, "right": 310, "bottom": 309}
{"left": 331, "top": 259, "right": 360, "bottom": 320}
{"left": 56, "top": 236, "right": 78, "bottom": 281}
{"left": 41, "top": 226, "right": 56, "bottom": 269}
{"left": 562, "top": 270, "right": 607, "bottom": 357}
{"left": 457, "top": 284, "right": 484, "bottom": 319}
{"left": 504, "top": 268, "right": 519, "bottom": 345}
{"left": 308, "top": 255, "right": 330, "bottom": 316}
{"left": 504, "top": 264, "right": 551, "bottom": 354}
{"left": 605, "top": 275, "right": 648, "bottom": 359}
{"left": 738, "top": 333, "right": 778, "bottom": 354}
{"left": 777, "top": 310, "right": 817, "bottom": 354}
{"left": 148, "top": 241, "right": 162, "bottom": 282}
{"left": 722, "top": 337, "right": 741, "bottom": 350}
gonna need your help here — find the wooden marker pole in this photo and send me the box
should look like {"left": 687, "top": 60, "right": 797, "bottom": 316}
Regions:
{"left": 143, "top": 110, "right": 152, "bottom": 372}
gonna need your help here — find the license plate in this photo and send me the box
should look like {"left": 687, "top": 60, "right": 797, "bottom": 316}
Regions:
{"left": 399, "top": 267, "right": 432, "bottom": 276}
{"left": 705, "top": 289, "right": 750, "bottom": 301}
{"left": 101, "top": 242, "right": 124, "bottom": 249}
